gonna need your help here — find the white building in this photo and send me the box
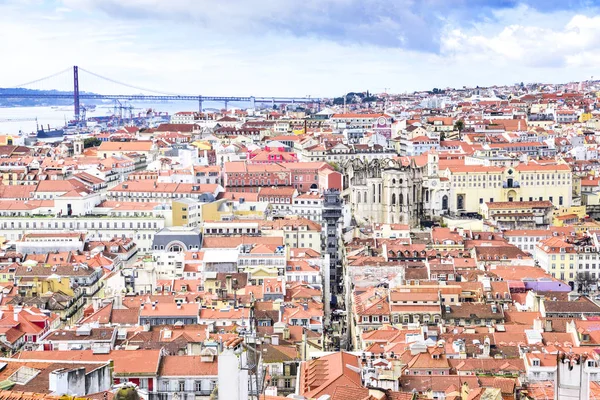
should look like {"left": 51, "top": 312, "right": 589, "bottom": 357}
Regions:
{"left": 171, "top": 112, "right": 196, "bottom": 124}
{"left": 401, "top": 135, "right": 440, "bottom": 156}
{"left": 291, "top": 193, "right": 323, "bottom": 223}
{"left": 155, "top": 351, "right": 218, "bottom": 399}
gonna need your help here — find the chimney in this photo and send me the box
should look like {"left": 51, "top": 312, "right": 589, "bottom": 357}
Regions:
{"left": 152, "top": 302, "right": 156, "bottom": 310}
{"left": 177, "top": 303, "right": 181, "bottom": 310}
{"left": 92, "top": 297, "right": 102, "bottom": 313}
{"left": 533, "top": 318, "right": 543, "bottom": 332}
{"left": 226, "top": 275, "right": 232, "bottom": 293}
{"left": 13, "top": 305, "right": 22, "bottom": 321}
{"left": 115, "top": 295, "right": 123, "bottom": 309}
{"left": 483, "top": 337, "right": 490, "bottom": 357}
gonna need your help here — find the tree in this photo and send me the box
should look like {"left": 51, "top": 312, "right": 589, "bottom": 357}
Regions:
{"left": 454, "top": 120, "right": 465, "bottom": 138}
{"left": 332, "top": 97, "right": 345, "bottom": 105}
{"left": 576, "top": 272, "right": 596, "bottom": 294}
{"left": 83, "top": 137, "right": 101, "bottom": 148}
{"left": 328, "top": 161, "right": 340, "bottom": 171}
{"left": 115, "top": 385, "right": 140, "bottom": 400}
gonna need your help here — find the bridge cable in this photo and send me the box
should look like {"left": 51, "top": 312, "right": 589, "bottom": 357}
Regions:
{"left": 78, "top": 67, "right": 192, "bottom": 96}
{"left": 13, "top": 67, "right": 73, "bottom": 88}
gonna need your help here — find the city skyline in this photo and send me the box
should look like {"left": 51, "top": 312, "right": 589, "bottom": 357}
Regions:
{"left": 1, "top": 0, "right": 600, "bottom": 96}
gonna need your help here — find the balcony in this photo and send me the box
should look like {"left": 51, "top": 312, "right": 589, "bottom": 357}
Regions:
{"left": 502, "top": 181, "right": 520, "bottom": 189}
{"left": 322, "top": 210, "right": 342, "bottom": 219}
{"left": 151, "top": 390, "right": 213, "bottom": 397}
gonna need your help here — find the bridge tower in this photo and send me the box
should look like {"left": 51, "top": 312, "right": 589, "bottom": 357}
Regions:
{"left": 73, "top": 66, "right": 80, "bottom": 122}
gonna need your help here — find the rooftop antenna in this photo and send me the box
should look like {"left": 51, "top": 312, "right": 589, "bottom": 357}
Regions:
{"left": 384, "top": 88, "right": 390, "bottom": 113}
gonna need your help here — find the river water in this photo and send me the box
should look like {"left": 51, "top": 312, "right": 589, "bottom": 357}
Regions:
{"left": 0, "top": 100, "right": 250, "bottom": 135}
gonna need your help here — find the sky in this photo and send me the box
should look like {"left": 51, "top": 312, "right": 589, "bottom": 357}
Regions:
{"left": 1, "top": 0, "right": 600, "bottom": 97}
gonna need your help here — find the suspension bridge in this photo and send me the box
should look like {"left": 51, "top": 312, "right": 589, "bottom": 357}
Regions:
{"left": 0, "top": 66, "right": 321, "bottom": 121}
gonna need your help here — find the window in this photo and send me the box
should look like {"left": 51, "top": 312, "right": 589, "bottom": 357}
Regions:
{"left": 179, "top": 380, "right": 186, "bottom": 391}
{"left": 195, "top": 381, "right": 202, "bottom": 392}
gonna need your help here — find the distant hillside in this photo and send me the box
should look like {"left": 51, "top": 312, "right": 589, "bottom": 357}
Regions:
{"left": 0, "top": 88, "right": 94, "bottom": 107}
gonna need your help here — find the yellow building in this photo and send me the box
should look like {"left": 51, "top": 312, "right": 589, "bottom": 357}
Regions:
{"left": 0, "top": 265, "right": 15, "bottom": 283}
{"left": 534, "top": 236, "right": 577, "bottom": 283}
{"left": 572, "top": 220, "right": 600, "bottom": 235}
{"left": 444, "top": 163, "right": 572, "bottom": 214}
{"left": 202, "top": 272, "right": 249, "bottom": 308}
{"left": 172, "top": 198, "right": 201, "bottom": 227}
{"left": 16, "top": 261, "right": 77, "bottom": 297}
{"left": 0, "top": 135, "right": 17, "bottom": 145}
{"left": 553, "top": 205, "right": 586, "bottom": 226}
{"left": 240, "top": 265, "right": 280, "bottom": 284}
{"left": 190, "top": 141, "right": 212, "bottom": 151}
{"left": 1, "top": 171, "right": 22, "bottom": 185}
{"left": 443, "top": 217, "right": 484, "bottom": 232}
{"left": 260, "top": 216, "right": 322, "bottom": 254}
{"left": 580, "top": 112, "right": 593, "bottom": 123}
{"left": 200, "top": 198, "right": 269, "bottom": 222}
{"left": 292, "top": 128, "right": 306, "bottom": 135}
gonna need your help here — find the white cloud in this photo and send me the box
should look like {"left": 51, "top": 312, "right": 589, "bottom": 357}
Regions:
{"left": 441, "top": 12, "right": 600, "bottom": 73}
{"left": 1, "top": 0, "right": 600, "bottom": 97}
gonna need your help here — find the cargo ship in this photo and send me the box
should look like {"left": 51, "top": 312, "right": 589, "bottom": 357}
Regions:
{"left": 36, "top": 124, "right": 64, "bottom": 139}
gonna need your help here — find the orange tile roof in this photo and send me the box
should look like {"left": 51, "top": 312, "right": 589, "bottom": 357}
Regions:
{"left": 446, "top": 165, "right": 504, "bottom": 173}
{"left": 159, "top": 355, "right": 218, "bottom": 376}
{"left": 299, "top": 352, "right": 362, "bottom": 399}
{"left": 202, "top": 236, "right": 283, "bottom": 248}
{"left": 514, "top": 163, "right": 571, "bottom": 172}
{"left": 14, "top": 349, "right": 162, "bottom": 375}
{"left": 486, "top": 200, "right": 554, "bottom": 209}
{"left": 332, "top": 113, "right": 387, "bottom": 118}
{"left": 140, "top": 302, "right": 199, "bottom": 317}
{"left": 98, "top": 141, "right": 154, "bottom": 152}
{"left": 407, "top": 351, "right": 450, "bottom": 370}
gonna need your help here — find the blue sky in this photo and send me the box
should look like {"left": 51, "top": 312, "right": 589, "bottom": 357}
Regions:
{"left": 1, "top": 0, "right": 600, "bottom": 97}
